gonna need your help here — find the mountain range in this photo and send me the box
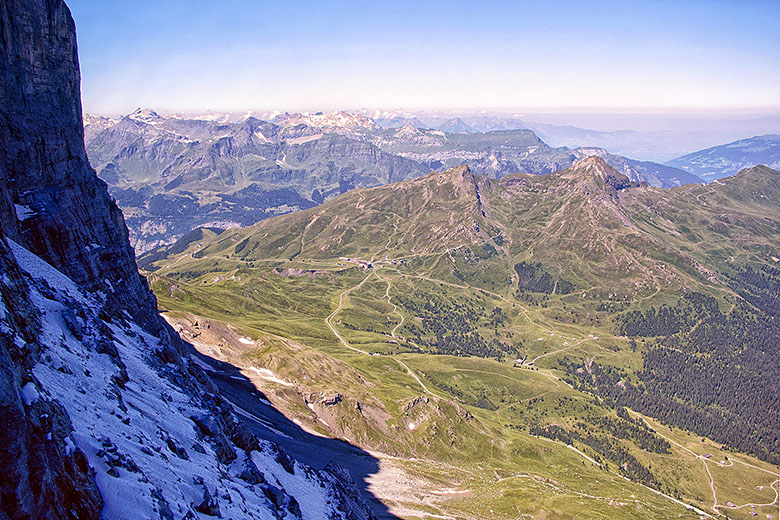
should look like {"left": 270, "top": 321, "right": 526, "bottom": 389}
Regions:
{"left": 0, "top": 1, "right": 377, "bottom": 518}
{"left": 4, "top": 1, "right": 778, "bottom": 518}
{"left": 666, "top": 133, "right": 780, "bottom": 181}
{"left": 84, "top": 110, "right": 703, "bottom": 253}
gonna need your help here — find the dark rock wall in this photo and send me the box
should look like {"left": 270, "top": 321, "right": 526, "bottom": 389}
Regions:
{"left": 0, "top": 3, "right": 377, "bottom": 519}
{"left": 0, "top": 0, "right": 164, "bottom": 335}
{"left": 0, "top": 1, "right": 158, "bottom": 516}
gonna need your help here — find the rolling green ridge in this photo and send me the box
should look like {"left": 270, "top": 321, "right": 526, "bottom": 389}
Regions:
{"left": 85, "top": 110, "right": 701, "bottom": 253}
{"left": 144, "top": 158, "right": 780, "bottom": 519}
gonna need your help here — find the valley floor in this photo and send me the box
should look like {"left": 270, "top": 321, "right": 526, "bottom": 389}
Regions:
{"left": 157, "top": 252, "right": 780, "bottom": 520}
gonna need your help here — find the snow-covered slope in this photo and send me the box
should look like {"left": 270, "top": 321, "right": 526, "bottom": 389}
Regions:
{"left": 2, "top": 237, "right": 374, "bottom": 519}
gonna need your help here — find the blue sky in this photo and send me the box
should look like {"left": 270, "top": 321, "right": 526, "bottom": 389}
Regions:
{"left": 66, "top": 0, "right": 780, "bottom": 114}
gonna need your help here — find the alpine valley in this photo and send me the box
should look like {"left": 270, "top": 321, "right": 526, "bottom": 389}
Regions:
{"left": 143, "top": 157, "right": 780, "bottom": 518}
{"left": 2, "top": 0, "right": 780, "bottom": 519}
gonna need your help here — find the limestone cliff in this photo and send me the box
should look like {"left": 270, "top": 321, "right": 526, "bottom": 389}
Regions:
{"left": 0, "top": 0, "right": 163, "bottom": 336}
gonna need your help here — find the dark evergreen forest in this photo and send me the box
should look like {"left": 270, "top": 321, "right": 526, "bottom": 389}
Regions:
{"left": 560, "top": 266, "right": 780, "bottom": 464}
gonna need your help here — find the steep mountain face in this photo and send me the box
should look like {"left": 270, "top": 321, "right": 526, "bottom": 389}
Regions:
{"left": 0, "top": 0, "right": 161, "bottom": 335}
{"left": 370, "top": 127, "right": 571, "bottom": 177}
{"left": 0, "top": 231, "right": 104, "bottom": 519}
{"left": 84, "top": 111, "right": 428, "bottom": 252}
{"left": 0, "top": 1, "right": 377, "bottom": 518}
{"left": 667, "top": 134, "right": 780, "bottom": 181}
{"left": 374, "top": 127, "right": 702, "bottom": 188}
{"left": 85, "top": 111, "right": 700, "bottom": 253}
{"left": 570, "top": 148, "right": 703, "bottom": 187}
{"left": 184, "top": 164, "right": 491, "bottom": 264}
{"left": 436, "top": 118, "right": 476, "bottom": 134}
{"left": 147, "top": 157, "right": 776, "bottom": 301}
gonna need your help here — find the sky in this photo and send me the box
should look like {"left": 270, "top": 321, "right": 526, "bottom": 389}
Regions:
{"left": 66, "top": 0, "right": 780, "bottom": 115}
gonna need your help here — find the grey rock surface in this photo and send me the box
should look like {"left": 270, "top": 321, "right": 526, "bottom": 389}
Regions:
{"left": 0, "top": 0, "right": 164, "bottom": 336}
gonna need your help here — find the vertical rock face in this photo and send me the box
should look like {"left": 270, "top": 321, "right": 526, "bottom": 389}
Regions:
{"left": 0, "top": 0, "right": 163, "bottom": 335}
{"left": 0, "top": 2, "right": 105, "bottom": 516}
{"left": 0, "top": 2, "right": 377, "bottom": 519}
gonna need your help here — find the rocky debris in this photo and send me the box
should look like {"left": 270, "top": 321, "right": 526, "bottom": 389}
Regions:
{"left": 97, "top": 437, "right": 141, "bottom": 476}
{"left": 307, "top": 391, "right": 343, "bottom": 406}
{"left": 151, "top": 488, "right": 175, "bottom": 520}
{"left": 403, "top": 395, "right": 430, "bottom": 413}
{"left": 0, "top": 231, "right": 103, "bottom": 519}
{"left": 320, "top": 462, "right": 377, "bottom": 520}
{"left": 274, "top": 445, "right": 297, "bottom": 475}
{"left": 190, "top": 413, "right": 236, "bottom": 464}
{"left": 261, "top": 483, "right": 302, "bottom": 519}
{"left": 452, "top": 402, "right": 474, "bottom": 421}
{"left": 194, "top": 485, "right": 221, "bottom": 517}
{"left": 160, "top": 430, "right": 190, "bottom": 460}
{"left": 238, "top": 458, "right": 267, "bottom": 485}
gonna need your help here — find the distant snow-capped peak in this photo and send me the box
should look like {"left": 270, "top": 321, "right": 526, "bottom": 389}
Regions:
{"left": 128, "top": 108, "right": 166, "bottom": 125}
{"left": 272, "top": 111, "right": 379, "bottom": 133}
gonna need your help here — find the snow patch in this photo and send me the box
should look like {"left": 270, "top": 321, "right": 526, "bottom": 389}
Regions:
{"left": 8, "top": 239, "right": 87, "bottom": 304}
{"left": 20, "top": 382, "right": 39, "bottom": 405}
{"left": 3, "top": 238, "right": 360, "bottom": 520}
{"left": 14, "top": 204, "right": 35, "bottom": 221}
{"left": 248, "top": 366, "right": 294, "bottom": 387}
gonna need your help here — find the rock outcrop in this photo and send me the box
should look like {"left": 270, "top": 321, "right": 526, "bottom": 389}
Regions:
{"left": 0, "top": 0, "right": 165, "bottom": 336}
{"left": 0, "top": 1, "right": 377, "bottom": 518}
{"left": 0, "top": 230, "right": 104, "bottom": 519}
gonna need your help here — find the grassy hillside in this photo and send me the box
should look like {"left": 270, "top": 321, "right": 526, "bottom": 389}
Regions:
{"left": 144, "top": 159, "right": 780, "bottom": 519}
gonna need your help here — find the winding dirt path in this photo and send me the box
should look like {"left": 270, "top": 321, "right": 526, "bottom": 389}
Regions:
{"left": 628, "top": 410, "right": 780, "bottom": 516}
{"left": 376, "top": 273, "right": 406, "bottom": 338}
{"left": 394, "top": 358, "right": 434, "bottom": 396}
{"left": 325, "top": 269, "right": 435, "bottom": 396}
{"left": 526, "top": 337, "right": 597, "bottom": 365}
{"left": 324, "top": 271, "right": 373, "bottom": 355}
{"left": 320, "top": 263, "right": 747, "bottom": 518}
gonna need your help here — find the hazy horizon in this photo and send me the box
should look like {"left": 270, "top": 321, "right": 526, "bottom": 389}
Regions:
{"left": 67, "top": 0, "right": 780, "bottom": 115}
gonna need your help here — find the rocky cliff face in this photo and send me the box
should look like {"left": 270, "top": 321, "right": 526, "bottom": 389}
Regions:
{"left": 0, "top": 230, "right": 103, "bottom": 519}
{"left": 0, "top": 0, "right": 164, "bottom": 336}
{"left": 0, "top": 1, "right": 377, "bottom": 518}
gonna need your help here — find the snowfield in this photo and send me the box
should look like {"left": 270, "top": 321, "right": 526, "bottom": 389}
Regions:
{"left": 4, "top": 239, "right": 371, "bottom": 519}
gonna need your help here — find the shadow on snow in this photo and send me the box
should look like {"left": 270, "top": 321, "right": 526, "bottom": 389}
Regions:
{"left": 190, "top": 348, "right": 400, "bottom": 520}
